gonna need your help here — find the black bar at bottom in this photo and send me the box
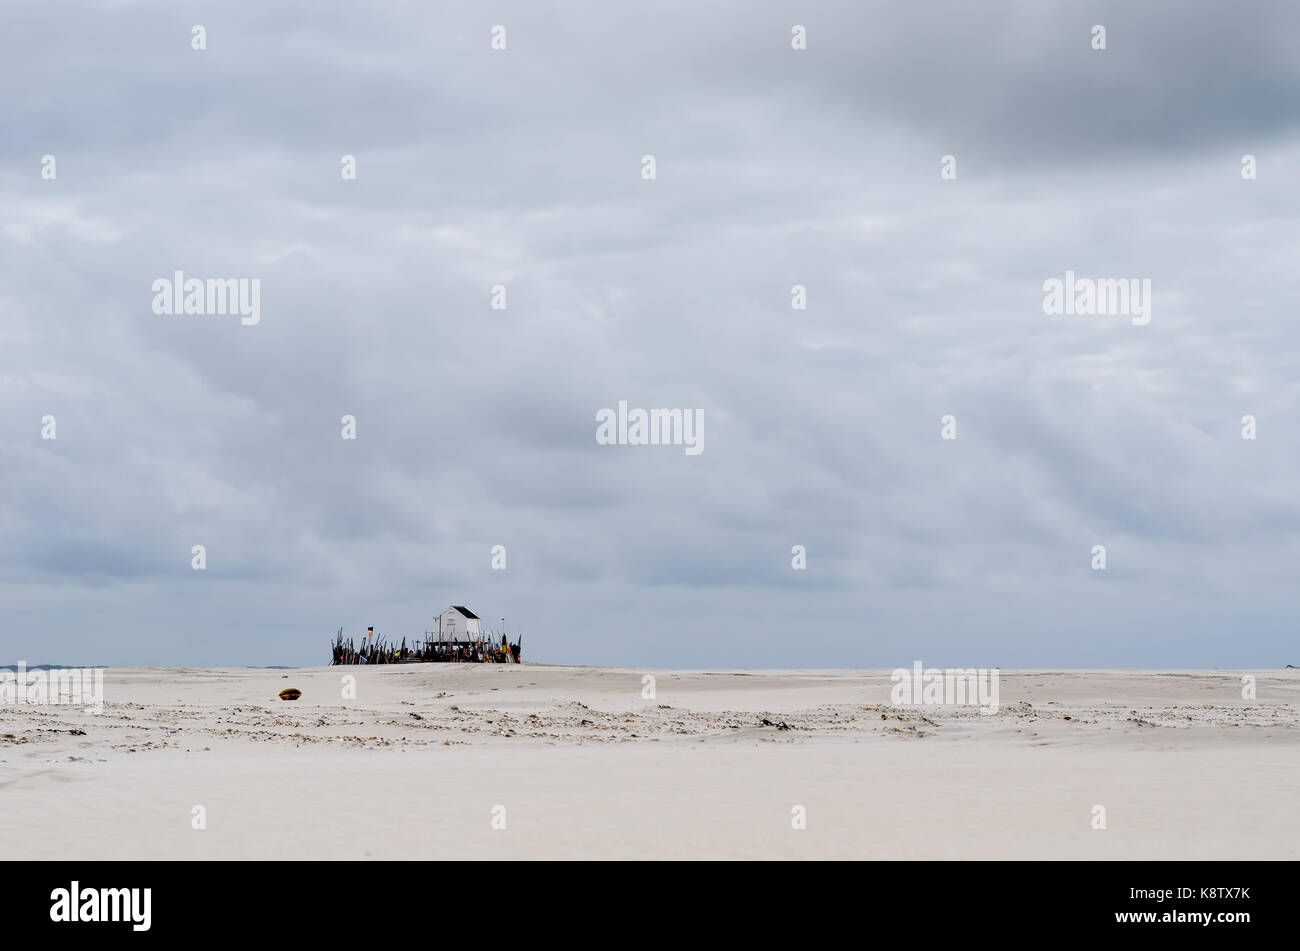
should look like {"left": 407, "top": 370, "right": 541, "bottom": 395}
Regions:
{"left": 3, "top": 860, "right": 1278, "bottom": 937}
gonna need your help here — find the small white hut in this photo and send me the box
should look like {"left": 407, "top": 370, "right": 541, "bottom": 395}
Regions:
{"left": 436, "top": 605, "right": 482, "bottom": 641}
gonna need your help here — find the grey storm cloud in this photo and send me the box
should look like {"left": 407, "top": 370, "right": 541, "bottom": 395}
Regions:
{"left": 1, "top": 1, "right": 1297, "bottom": 668}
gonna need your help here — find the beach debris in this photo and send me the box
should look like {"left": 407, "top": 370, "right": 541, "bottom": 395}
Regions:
{"left": 278, "top": 688, "right": 302, "bottom": 701}
{"left": 759, "top": 717, "right": 791, "bottom": 731}
{"left": 408, "top": 712, "right": 424, "bottom": 720}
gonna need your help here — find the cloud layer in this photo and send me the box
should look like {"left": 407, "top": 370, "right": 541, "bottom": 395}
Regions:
{"left": 2, "top": 1, "right": 1298, "bottom": 666}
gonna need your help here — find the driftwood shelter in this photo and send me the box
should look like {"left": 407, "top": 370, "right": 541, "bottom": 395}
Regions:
{"left": 331, "top": 604, "right": 522, "bottom": 665}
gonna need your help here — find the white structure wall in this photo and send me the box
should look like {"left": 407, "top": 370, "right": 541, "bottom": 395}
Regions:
{"left": 437, "top": 605, "right": 482, "bottom": 640}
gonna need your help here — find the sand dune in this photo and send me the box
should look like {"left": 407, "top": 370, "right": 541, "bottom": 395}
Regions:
{"left": 3, "top": 665, "right": 1297, "bottom": 859}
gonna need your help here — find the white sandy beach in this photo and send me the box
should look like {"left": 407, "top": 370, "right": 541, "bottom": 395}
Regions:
{"left": 3, "top": 665, "right": 1297, "bottom": 860}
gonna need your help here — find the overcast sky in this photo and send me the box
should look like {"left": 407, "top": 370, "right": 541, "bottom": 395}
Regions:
{"left": 2, "top": 1, "right": 1298, "bottom": 668}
